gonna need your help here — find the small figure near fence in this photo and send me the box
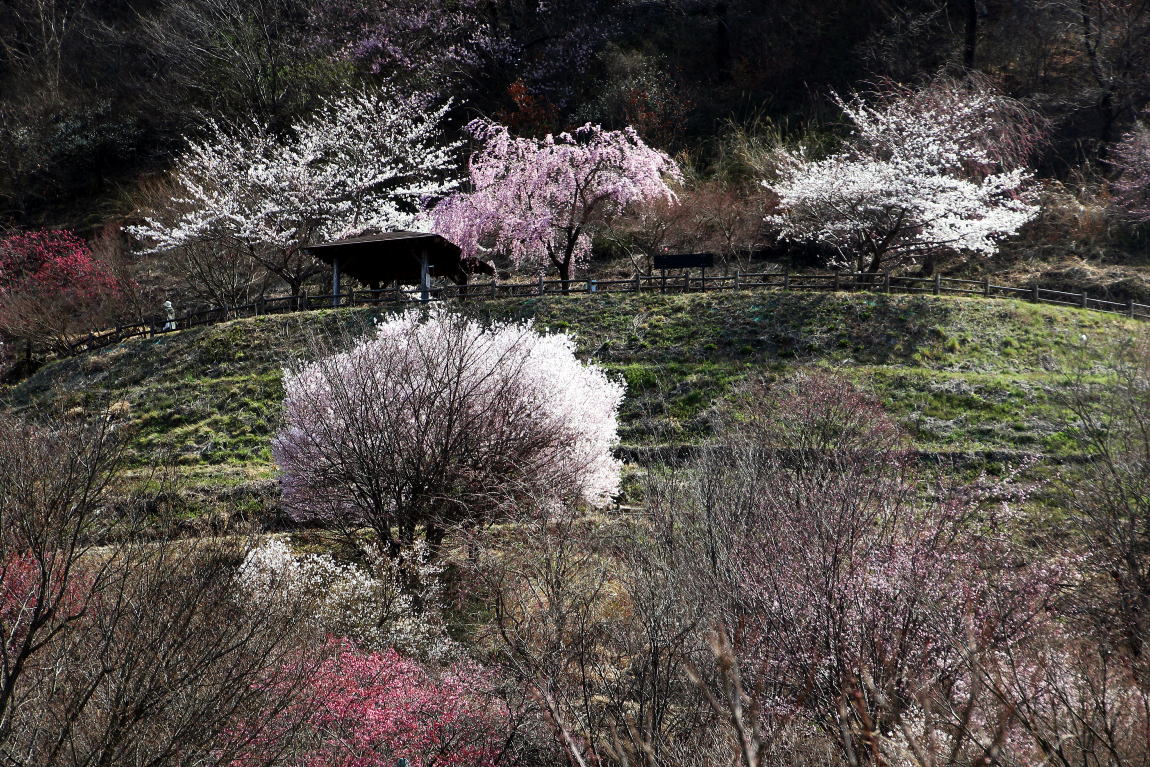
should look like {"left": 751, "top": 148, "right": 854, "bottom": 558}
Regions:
{"left": 162, "top": 300, "right": 177, "bottom": 332}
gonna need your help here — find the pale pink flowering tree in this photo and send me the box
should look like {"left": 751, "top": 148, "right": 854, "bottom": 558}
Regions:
{"left": 273, "top": 306, "right": 624, "bottom": 556}
{"left": 767, "top": 77, "right": 1041, "bottom": 274}
{"left": 1111, "top": 123, "right": 1150, "bottom": 223}
{"left": 652, "top": 373, "right": 1059, "bottom": 757}
{"left": 307, "top": 0, "right": 496, "bottom": 87}
{"left": 129, "top": 89, "right": 460, "bottom": 297}
{"left": 431, "top": 120, "right": 681, "bottom": 284}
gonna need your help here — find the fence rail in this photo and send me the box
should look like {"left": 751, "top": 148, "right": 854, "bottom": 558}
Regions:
{"left": 59, "top": 270, "right": 1150, "bottom": 358}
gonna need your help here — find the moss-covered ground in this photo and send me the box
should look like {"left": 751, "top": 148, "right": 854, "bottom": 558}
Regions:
{"left": 4, "top": 290, "right": 1142, "bottom": 514}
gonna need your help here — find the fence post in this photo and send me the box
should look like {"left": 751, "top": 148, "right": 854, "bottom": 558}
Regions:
{"left": 586, "top": 278, "right": 593, "bottom": 294}
{"left": 783, "top": 272, "right": 790, "bottom": 290}
{"left": 634, "top": 274, "right": 641, "bottom": 293}
{"left": 1080, "top": 291, "right": 1088, "bottom": 309}
{"left": 1129, "top": 298, "right": 1136, "bottom": 318}
{"left": 491, "top": 277, "right": 497, "bottom": 298}
{"left": 983, "top": 277, "right": 990, "bottom": 297}
{"left": 735, "top": 269, "right": 741, "bottom": 290}
{"left": 1032, "top": 283, "right": 1040, "bottom": 302}
{"left": 933, "top": 273, "right": 941, "bottom": 295}
{"left": 660, "top": 269, "right": 667, "bottom": 294}
{"left": 883, "top": 272, "right": 891, "bottom": 294}
{"left": 538, "top": 273, "right": 544, "bottom": 296}
{"left": 833, "top": 271, "right": 840, "bottom": 291}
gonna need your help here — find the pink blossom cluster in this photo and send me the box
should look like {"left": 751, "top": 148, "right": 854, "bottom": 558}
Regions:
{"left": 431, "top": 120, "right": 680, "bottom": 280}
{"left": 0, "top": 230, "right": 119, "bottom": 300}
{"left": 1, "top": 551, "right": 92, "bottom": 661}
{"left": 227, "top": 638, "right": 517, "bottom": 767}
{"left": 297, "top": 640, "right": 513, "bottom": 767}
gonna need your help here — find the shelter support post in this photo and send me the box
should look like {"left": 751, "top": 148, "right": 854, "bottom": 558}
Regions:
{"left": 420, "top": 250, "right": 430, "bottom": 302}
{"left": 331, "top": 257, "right": 342, "bottom": 308}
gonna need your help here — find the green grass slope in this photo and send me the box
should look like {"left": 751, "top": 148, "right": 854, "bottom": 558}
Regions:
{"left": 4, "top": 291, "right": 1142, "bottom": 513}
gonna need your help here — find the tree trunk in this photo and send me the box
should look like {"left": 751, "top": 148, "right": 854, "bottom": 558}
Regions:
{"left": 963, "top": 0, "right": 978, "bottom": 70}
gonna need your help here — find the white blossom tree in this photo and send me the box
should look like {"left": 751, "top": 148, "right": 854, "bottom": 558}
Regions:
{"left": 129, "top": 89, "right": 461, "bottom": 297}
{"left": 766, "top": 77, "right": 1042, "bottom": 274}
{"left": 273, "top": 306, "right": 624, "bottom": 557}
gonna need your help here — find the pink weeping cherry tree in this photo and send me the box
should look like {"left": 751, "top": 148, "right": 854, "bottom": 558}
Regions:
{"left": 272, "top": 306, "right": 624, "bottom": 557}
{"left": 431, "top": 120, "right": 681, "bottom": 285}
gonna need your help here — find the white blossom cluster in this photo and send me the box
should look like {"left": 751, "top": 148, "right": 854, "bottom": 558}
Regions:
{"left": 129, "top": 89, "right": 461, "bottom": 255}
{"left": 236, "top": 538, "right": 458, "bottom": 661}
{"left": 766, "top": 83, "right": 1040, "bottom": 271}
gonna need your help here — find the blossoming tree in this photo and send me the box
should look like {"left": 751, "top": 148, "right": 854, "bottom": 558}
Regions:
{"left": 129, "top": 89, "right": 461, "bottom": 297}
{"left": 0, "top": 230, "right": 122, "bottom": 357}
{"left": 273, "top": 306, "right": 624, "bottom": 556}
{"left": 308, "top": 0, "right": 495, "bottom": 88}
{"left": 1112, "top": 123, "right": 1150, "bottom": 223}
{"left": 766, "top": 77, "right": 1042, "bottom": 274}
{"left": 431, "top": 120, "right": 681, "bottom": 284}
{"left": 230, "top": 638, "right": 518, "bottom": 767}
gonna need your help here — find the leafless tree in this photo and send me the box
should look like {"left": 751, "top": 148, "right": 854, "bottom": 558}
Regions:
{"left": 0, "top": 412, "right": 326, "bottom": 766}
{"left": 1061, "top": 335, "right": 1150, "bottom": 662}
{"left": 0, "top": 0, "right": 89, "bottom": 96}
{"left": 136, "top": 0, "right": 314, "bottom": 123}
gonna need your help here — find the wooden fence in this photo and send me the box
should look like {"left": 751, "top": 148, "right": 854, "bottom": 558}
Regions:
{"left": 61, "top": 270, "right": 1150, "bottom": 357}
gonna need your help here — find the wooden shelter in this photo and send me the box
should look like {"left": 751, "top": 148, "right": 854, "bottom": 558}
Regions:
{"left": 304, "top": 231, "right": 467, "bottom": 305}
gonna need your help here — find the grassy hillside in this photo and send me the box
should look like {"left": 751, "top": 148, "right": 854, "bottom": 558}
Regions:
{"left": 4, "top": 290, "right": 1142, "bottom": 516}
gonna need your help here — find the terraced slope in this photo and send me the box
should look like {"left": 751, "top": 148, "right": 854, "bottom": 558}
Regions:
{"left": 4, "top": 291, "right": 1141, "bottom": 513}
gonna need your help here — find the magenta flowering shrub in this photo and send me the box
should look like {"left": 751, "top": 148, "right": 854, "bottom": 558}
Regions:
{"left": 300, "top": 641, "right": 514, "bottom": 767}
{"left": 431, "top": 120, "right": 680, "bottom": 282}
{"left": 0, "top": 230, "right": 117, "bottom": 298}
{"left": 228, "top": 638, "right": 518, "bottom": 767}
{"left": 0, "top": 230, "right": 122, "bottom": 352}
{"left": 273, "top": 306, "right": 624, "bottom": 551}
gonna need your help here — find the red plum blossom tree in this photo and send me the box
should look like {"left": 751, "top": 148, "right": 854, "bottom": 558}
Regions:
{"left": 766, "top": 77, "right": 1042, "bottom": 274}
{"left": 431, "top": 120, "right": 681, "bottom": 284}
{"left": 129, "top": 89, "right": 461, "bottom": 297}
{"left": 231, "top": 638, "right": 519, "bottom": 767}
{"left": 0, "top": 230, "right": 122, "bottom": 356}
{"left": 273, "top": 306, "right": 624, "bottom": 556}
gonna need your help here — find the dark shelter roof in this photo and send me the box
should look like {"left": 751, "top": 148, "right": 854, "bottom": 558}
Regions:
{"left": 304, "top": 231, "right": 465, "bottom": 285}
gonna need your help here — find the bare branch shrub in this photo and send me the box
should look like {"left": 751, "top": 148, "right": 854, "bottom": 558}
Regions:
{"left": 0, "top": 412, "right": 327, "bottom": 766}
